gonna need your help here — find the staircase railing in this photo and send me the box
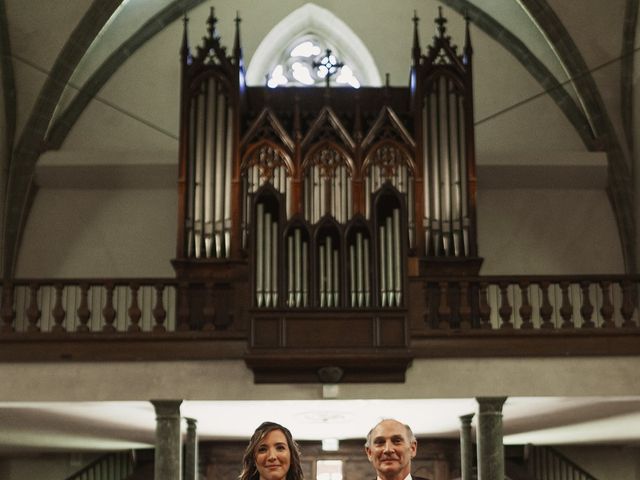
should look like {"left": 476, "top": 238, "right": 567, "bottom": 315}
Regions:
{"left": 63, "top": 450, "right": 135, "bottom": 480}
{"left": 526, "top": 445, "right": 599, "bottom": 480}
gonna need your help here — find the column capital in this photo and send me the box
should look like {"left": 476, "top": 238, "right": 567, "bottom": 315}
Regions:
{"left": 151, "top": 399, "right": 183, "bottom": 418}
{"left": 476, "top": 397, "right": 507, "bottom": 414}
{"left": 185, "top": 417, "right": 198, "bottom": 427}
{"left": 459, "top": 413, "right": 475, "bottom": 424}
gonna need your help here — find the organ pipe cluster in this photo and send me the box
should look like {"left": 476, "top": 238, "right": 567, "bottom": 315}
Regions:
{"left": 286, "top": 229, "right": 309, "bottom": 307}
{"left": 349, "top": 232, "right": 371, "bottom": 307}
{"left": 379, "top": 209, "right": 403, "bottom": 307}
{"left": 255, "top": 203, "right": 278, "bottom": 307}
{"left": 186, "top": 77, "right": 233, "bottom": 259}
{"left": 420, "top": 35, "right": 471, "bottom": 258}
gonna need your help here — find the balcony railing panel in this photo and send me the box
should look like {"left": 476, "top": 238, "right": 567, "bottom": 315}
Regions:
{"left": 2, "top": 280, "right": 177, "bottom": 333}
{"left": 421, "top": 275, "right": 639, "bottom": 331}
{"left": 1, "top": 275, "right": 638, "bottom": 335}
{"left": 480, "top": 280, "right": 637, "bottom": 329}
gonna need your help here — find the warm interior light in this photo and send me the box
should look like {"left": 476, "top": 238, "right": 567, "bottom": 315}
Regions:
{"left": 321, "top": 438, "right": 339, "bottom": 451}
{"left": 317, "top": 459, "right": 343, "bottom": 480}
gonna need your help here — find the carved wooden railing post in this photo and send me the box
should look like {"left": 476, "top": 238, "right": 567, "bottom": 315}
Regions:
{"left": 77, "top": 283, "right": 91, "bottom": 332}
{"left": 600, "top": 281, "right": 615, "bottom": 328}
{"left": 203, "top": 282, "right": 216, "bottom": 331}
{"left": 580, "top": 281, "right": 595, "bottom": 328}
{"left": 459, "top": 281, "right": 471, "bottom": 329}
{"left": 559, "top": 281, "right": 574, "bottom": 329}
{"left": 26, "top": 283, "right": 41, "bottom": 333}
{"left": 128, "top": 283, "right": 142, "bottom": 333}
{"left": 539, "top": 281, "right": 553, "bottom": 329}
{"left": 437, "top": 281, "right": 451, "bottom": 329}
{"left": 177, "top": 282, "right": 191, "bottom": 331}
{"left": 51, "top": 283, "right": 66, "bottom": 333}
{"left": 620, "top": 280, "right": 637, "bottom": 328}
{"left": 498, "top": 282, "right": 513, "bottom": 329}
{"left": 479, "top": 282, "right": 491, "bottom": 329}
{"left": 1, "top": 282, "right": 16, "bottom": 333}
{"left": 519, "top": 281, "right": 533, "bottom": 329}
{"left": 153, "top": 283, "right": 167, "bottom": 332}
{"left": 102, "top": 282, "right": 116, "bottom": 332}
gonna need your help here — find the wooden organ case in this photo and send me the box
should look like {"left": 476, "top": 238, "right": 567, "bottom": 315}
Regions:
{"left": 173, "top": 9, "right": 482, "bottom": 382}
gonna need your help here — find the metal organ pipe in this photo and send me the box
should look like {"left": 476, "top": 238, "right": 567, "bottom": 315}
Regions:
{"left": 255, "top": 203, "right": 264, "bottom": 306}
{"left": 254, "top": 203, "right": 279, "bottom": 308}
{"left": 284, "top": 227, "right": 309, "bottom": 308}
{"left": 379, "top": 225, "right": 386, "bottom": 306}
{"left": 294, "top": 229, "right": 302, "bottom": 306}
{"left": 318, "top": 235, "right": 339, "bottom": 308}
{"left": 186, "top": 77, "right": 235, "bottom": 259}
{"left": 423, "top": 75, "right": 468, "bottom": 257}
{"left": 378, "top": 208, "right": 402, "bottom": 307}
{"left": 348, "top": 231, "right": 371, "bottom": 308}
{"left": 263, "top": 212, "right": 272, "bottom": 306}
{"left": 194, "top": 92, "right": 205, "bottom": 258}
{"left": 186, "top": 97, "right": 197, "bottom": 257}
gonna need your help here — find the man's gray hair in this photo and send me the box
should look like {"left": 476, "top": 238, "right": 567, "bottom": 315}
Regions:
{"left": 364, "top": 419, "right": 416, "bottom": 448}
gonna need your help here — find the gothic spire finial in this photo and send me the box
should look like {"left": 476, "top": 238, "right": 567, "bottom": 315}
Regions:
{"left": 181, "top": 14, "right": 191, "bottom": 63}
{"left": 206, "top": 6, "right": 217, "bottom": 39}
{"left": 435, "top": 6, "right": 447, "bottom": 38}
{"left": 412, "top": 10, "right": 421, "bottom": 65}
{"left": 463, "top": 11, "right": 473, "bottom": 62}
{"left": 233, "top": 11, "right": 243, "bottom": 63}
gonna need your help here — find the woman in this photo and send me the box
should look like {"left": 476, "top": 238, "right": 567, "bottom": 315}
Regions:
{"left": 239, "top": 421, "right": 305, "bottom": 480}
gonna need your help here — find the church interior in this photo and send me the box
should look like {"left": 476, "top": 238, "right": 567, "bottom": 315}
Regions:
{"left": 1, "top": 0, "right": 640, "bottom": 478}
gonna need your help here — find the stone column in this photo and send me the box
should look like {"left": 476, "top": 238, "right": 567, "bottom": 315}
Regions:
{"left": 476, "top": 397, "right": 507, "bottom": 480}
{"left": 459, "top": 413, "right": 475, "bottom": 480}
{"left": 185, "top": 417, "right": 198, "bottom": 480}
{"left": 152, "top": 400, "right": 183, "bottom": 480}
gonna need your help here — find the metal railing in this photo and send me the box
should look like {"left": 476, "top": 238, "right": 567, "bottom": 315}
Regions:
{"left": 64, "top": 450, "right": 135, "bottom": 480}
{"left": 526, "top": 445, "right": 598, "bottom": 480}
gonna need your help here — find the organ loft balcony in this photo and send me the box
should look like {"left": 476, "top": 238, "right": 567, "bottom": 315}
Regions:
{"left": 1, "top": 9, "right": 639, "bottom": 383}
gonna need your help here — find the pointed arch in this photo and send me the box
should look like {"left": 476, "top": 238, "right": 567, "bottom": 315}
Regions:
{"left": 246, "top": 3, "right": 382, "bottom": 87}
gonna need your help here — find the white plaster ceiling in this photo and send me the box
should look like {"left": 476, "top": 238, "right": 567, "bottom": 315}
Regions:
{"left": 0, "top": 397, "right": 639, "bottom": 453}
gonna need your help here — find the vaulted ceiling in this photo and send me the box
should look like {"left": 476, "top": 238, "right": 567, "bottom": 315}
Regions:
{"left": 1, "top": 0, "right": 638, "bottom": 278}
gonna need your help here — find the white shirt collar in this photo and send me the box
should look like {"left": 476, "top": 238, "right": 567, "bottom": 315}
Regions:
{"left": 376, "top": 475, "right": 412, "bottom": 480}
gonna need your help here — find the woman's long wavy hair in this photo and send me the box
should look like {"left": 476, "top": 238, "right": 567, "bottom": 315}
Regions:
{"left": 238, "top": 421, "right": 305, "bottom": 480}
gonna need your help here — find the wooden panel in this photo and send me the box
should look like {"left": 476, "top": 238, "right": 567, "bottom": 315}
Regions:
{"left": 252, "top": 317, "right": 281, "bottom": 347}
{"left": 378, "top": 316, "right": 407, "bottom": 347}
{"left": 285, "top": 316, "right": 373, "bottom": 348}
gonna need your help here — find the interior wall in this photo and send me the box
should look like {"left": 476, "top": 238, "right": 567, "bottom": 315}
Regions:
{"left": 2, "top": 357, "right": 640, "bottom": 402}
{"left": 0, "top": 452, "right": 99, "bottom": 480}
{"left": 16, "top": 188, "right": 176, "bottom": 278}
{"left": 477, "top": 188, "right": 624, "bottom": 274}
{"left": 559, "top": 445, "right": 640, "bottom": 480}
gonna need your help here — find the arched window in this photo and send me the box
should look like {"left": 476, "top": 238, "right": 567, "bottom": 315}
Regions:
{"left": 246, "top": 3, "right": 381, "bottom": 87}
{"left": 266, "top": 35, "right": 361, "bottom": 88}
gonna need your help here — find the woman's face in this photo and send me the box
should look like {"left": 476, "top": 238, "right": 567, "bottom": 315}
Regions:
{"left": 255, "top": 429, "right": 292, "bottom": 480}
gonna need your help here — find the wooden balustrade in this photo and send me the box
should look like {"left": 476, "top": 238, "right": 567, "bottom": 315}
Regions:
{"left": 0, "top": 279, "right": 178, "bottom": 333}
{"left": 422, "top": 275, "right": 639, "bottom": 330}
{"left": 0, "top": 275, "right": 639, "bottom": 369}
{"left": 1, "top": 275, "right": 638, "bottom": 334}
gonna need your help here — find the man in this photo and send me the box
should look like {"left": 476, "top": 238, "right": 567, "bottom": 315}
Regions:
{"left": 365, "top": 418, "right": 426, "bottom": 480}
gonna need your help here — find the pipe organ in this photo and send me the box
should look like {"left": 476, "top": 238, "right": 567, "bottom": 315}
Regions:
{"left": 174, "top": 8, "right": 481, "bottom": 381}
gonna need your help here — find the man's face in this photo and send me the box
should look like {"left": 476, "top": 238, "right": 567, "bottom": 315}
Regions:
{"left": 365, "top": 420, "right": 417, "bottom": 480}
